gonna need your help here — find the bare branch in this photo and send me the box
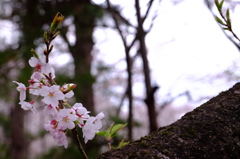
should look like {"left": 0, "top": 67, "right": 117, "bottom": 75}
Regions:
{"left": 99, "top": 1, "right": 135, "bottom": 28}
{"left": 142, "top": 0, "right": 155, "bottom": 23}
{"left": 135, "top": 0, "right": 158, "bottom": 132}
{"left": 106, "top": 0, "right": 127, "bottom": 48}
{"left": 106, "top": 0, "right": 135, "bottom": 141}
{"left": 146, "top": 11, "right": 158, "bottom": 34}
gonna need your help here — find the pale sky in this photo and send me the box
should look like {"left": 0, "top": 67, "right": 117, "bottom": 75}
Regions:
{"left": 148, "top": 0, "right": 240, "bottom": 96}
{"left": 92, "top": 0, "right": 240, "bottom": 107}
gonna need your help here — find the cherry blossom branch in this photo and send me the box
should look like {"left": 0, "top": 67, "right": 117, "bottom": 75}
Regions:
{"left": 13, "top": 12, "right": 105, "bottom": 159}
{"left": 44, "top": 12, "right": 63, "bottom": 63}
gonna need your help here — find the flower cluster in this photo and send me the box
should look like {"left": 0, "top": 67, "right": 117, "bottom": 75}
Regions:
{"left": 14, "top": 54, "right": 104, "bottom": 148}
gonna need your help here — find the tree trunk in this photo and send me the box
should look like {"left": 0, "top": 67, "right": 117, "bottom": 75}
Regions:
{"left": 10, "top": 0, "right": 43, "bottom": 158}
{"left": 135, "top": 0, "right": 158, "bottom": 132}
{"left": 72, "top": 9, "right": 95, "bottom": 113}
{"left": 58, "top": 0, "right": 96, "bottom": 114}
{"left": 97, "top": 82, "right": 240, "bottom": 158}
{"left": 11, "top": 105, "right": 26, "bottom": 159}
{"left": 106, "top": 0, "right": 134, "bottom": 141}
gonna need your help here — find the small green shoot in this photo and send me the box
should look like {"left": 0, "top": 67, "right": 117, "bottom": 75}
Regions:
{"left": 97, "top": 123, "right": 128, "bottom": 150}
{"left": 214, "top": 0, "right": 240, "bottom": 42}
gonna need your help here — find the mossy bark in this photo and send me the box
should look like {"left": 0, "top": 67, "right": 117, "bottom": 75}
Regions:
{"left": 97, "top": 82, "right": 240, "bottom": 159}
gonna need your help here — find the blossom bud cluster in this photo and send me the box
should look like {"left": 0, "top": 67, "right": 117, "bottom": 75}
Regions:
{"left": 14, "top": 54, "right": 104, "bottom": 148}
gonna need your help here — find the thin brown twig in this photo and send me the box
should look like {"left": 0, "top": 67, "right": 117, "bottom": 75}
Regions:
{"left": 71, "top": 128, "right": 88, "bottom": 159}
{"left": 106, "top": 0, "right": 134, "bottom": 141}
{"left": 142, "top": 0, "right": 155, "bottom": 22}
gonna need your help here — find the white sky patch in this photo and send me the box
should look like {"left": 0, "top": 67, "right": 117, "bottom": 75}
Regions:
{"left": 0, "top": 20, "right": 20, "bottom": 50}
{"left": 93, "top": 27, "right": 126, "bottom": 65}
{"left": 147, "top": 0, "right": 240, "bottom": 96}
{"left": 50, "top": 53, "right": 73, "bottom": 66}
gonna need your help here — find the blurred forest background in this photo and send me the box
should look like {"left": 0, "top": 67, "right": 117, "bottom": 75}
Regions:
{"left": 1, "top": 0, "right": 240, "bottom": 158}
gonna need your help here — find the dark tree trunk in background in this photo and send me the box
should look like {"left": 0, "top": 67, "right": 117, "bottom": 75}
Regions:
{"left": 10, "top": 0, "right": 46, "bottom": 158}
{"left": 56, "top": 0, "right": 98, "bottom": 114}
{"left": 97, "top": 82, "right": 240, "bottom": 158}
{"left": 105, "top": 0, "right": 158, "bottom": 135}
{"left": 71, "top": 1, "right": 95, "bottom": 113}
{"left": 135, "top": 0, "right": 158, "bottom": 132}
{"left": 106, "top": 0, "right": 134, "bottom": 141}
{"left": 11, "top": 105, "right": 26, "bottom": 159}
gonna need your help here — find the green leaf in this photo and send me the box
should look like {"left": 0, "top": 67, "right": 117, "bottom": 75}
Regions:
{"left": 113, "top": 139, "right": 130, "bottom": 149}
{"left": 226, "top": 9, "right": 230, "bottom": 20}
{"left": 214, "top": 0, "right": 219, "bottom": 7}
{"left": 223, "top": 27, "right": 230, "bottom": 31}
{"left": 105, "top": 123, "right": 114, "bottom": 134}
{"left": 215, "top": 0, "right": 221, "bottom": 11}
{"left": 219, "top": 0, "right": 224, "bottom": 11}
{"left": 118, "top": 141, "right": 129, "bottom": 148}
{"left": 96, "top": 131, "right": 106, "bottom": 136}
{"left": 43, "top": 31, "right": 48, "bottom": 43}
{"left": 30, "top": 48, "right": 39, "bottom": 58}
{"left": 226, "top": 9, "right": 231, "bottom": 27}
{"left": 50, "top": 12, "right": 64, "bottom": 34}
{"left": 110, "top": 123, "right": 127, "bottom": 134}
{"left": 215, "top": 16, "right": 226, "bottom": 26}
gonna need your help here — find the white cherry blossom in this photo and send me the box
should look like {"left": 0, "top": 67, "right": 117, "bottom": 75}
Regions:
{"left": 82, "top": 112, "right": 105, "bottom": 143}
{"left": 53, "top": 130, "right": 68, "bottom": 148}
{"left": 40, "top": 85, "right": 65, "bottom": 106}
{"left": 29, "top": 56, "right": 55, "bottom": 78}
{"left": 56, "top": 108, "right": 78, "bottom": 130}
{"left": 82, "top": 117, "right": 99, "bottom": 143}
{"left": 44, "top": 120, "right": 68, "bottom": 148}
{"left": 19, "top": 101, "right": 37, "bottom": 114}
{"left": 14, "top": 48, "right": 105, "bottom": 148}
{"left": 44, "top": 119, "right": 58, "bottom": 135}
{"left": 45, "top": 104, "right": 58, "bottom": 117}
{"left": 61, "top": 84, "right": 75, "bottom": 98}
{"left": 30, "top": 71, "right": 44, "bottom": 81}
{"left": 73, "top": 103, "right": 90, "bottom": 127}
{"left": 94, "top": 112, "right": 105, "bottom": 130}
{"left": 13, "top": 81, "right": 27, "bottom": 101}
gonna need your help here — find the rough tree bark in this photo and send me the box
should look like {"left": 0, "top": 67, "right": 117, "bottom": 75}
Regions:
{"left": 97, "top": 82, "right": 240, "bottom": 158}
